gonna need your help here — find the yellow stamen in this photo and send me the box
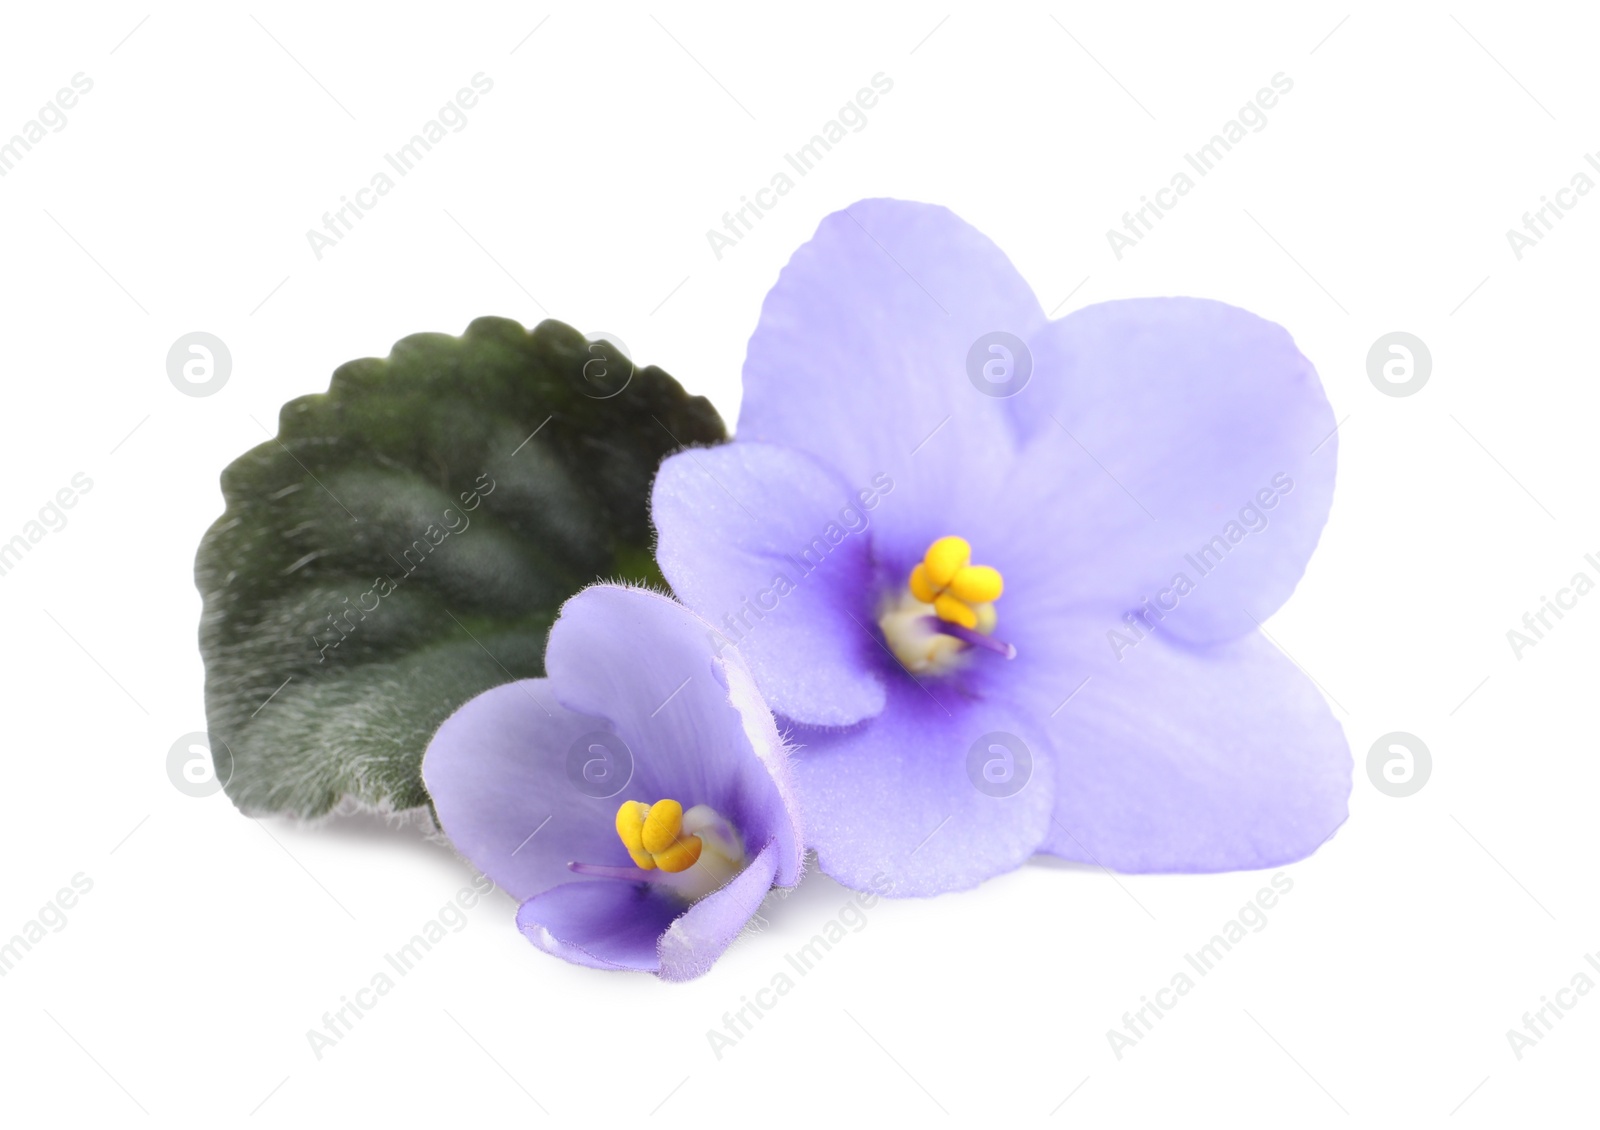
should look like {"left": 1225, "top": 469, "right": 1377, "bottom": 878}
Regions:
{"left": 615, "top": 797, "right": 705, "bottom": 874}
{"left": 614, "top": 800, "right": 656, "bottom": 870}
{"left": 911, "top": 537, "right": 1003, "bottom": 632}
{"left": 923, "top": 535, "right": 971, "bottom": 587}
{"left": 652, "top": 837, "right": 703, "bottom": 872}
{"left": 641, "top": 798, "right": 685, "bottom": 854}
{"left": 948, "top": 564, "right": 1003, "bottom": 604}
{"left": 933, "top": 592, "right": 978, "bottom": 630}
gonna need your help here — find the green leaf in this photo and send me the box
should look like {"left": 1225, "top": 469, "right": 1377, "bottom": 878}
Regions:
{"left": 195, "top": 317, "right": 725, "bottom": 819}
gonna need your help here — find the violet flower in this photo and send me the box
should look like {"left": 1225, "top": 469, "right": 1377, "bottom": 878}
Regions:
{"left": 423, "top": 585, "right": 802, "bottom": 978}
{"left": 653, "top": 198, "right": 1349, "bottom": 896}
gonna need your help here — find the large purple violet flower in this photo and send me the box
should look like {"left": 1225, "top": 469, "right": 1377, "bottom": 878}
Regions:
{"left": 423, "top": 585, "right": 802, "bottom": 978}
{"left": 653, "top": 198, "right": 1349, "bottom": 897}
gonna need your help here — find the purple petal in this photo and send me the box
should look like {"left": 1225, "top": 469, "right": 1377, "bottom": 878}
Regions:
{"left": 421, "top": 678, "right": 626, "bottom": 902}
{"left": 1039, "top": 629, "right": 1350, "bottom": 872}
{"left": 1015, "top": 298, "right": 1337, "bottom": 643}
{"left": 545, "top": 585, "right": 803, "bottom": 885}
{"left": 515, "top": 881, "right": 678, "bottom": 973}
{"left": 736, "top": 199, "right": 1045, "bottom": 560}
{"left": 718, "top": 658, "right": 804, "bottom": 888}
{"left": 791, "top": 678, "right": 1055, "bottom": 897}
{"left": 653, "top": 442, "right": 887, "bottom": 728}
{"left": 657, "top": 843, "right": 780, "bottom": 981}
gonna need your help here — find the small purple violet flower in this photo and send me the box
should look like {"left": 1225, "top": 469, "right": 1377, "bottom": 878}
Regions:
{"left": 653, "top": 198, "right": 1350, "bottom": 897}
{"left": 423, "top": 584, "right": 803, "bottom": 978}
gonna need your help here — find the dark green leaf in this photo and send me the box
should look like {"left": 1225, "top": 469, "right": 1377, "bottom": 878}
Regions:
{"left": 195, "top": 317, "right": 724, "bottom": 818}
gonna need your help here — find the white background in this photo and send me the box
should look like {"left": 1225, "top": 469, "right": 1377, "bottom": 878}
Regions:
{"left": 1, "top": 2, "right": 1596, "bottom": 1126}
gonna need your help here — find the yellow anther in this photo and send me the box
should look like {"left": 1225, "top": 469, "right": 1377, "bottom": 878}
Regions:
{"left": 615, "top": 797, "right": 704, "bottom": 874}
{"left": 652, "top": 836, "right": 703, "bottom": 873}
{"left": 641, "top": 798, "right": 684, "bottom": 853}
{"left": 907, "top": 537, "right": 1003, "bottom": 634}
{"left": 614, "top": 800, "right": 656, "bottom": 870}
{"left": 933, "top": 593, "right": 978, "bottom": 629}
{"left": 923, "top": 536, "right": 971, "bottom": 587}
{"left": 948, "top": 564, "right": 1003, "bottom": 604}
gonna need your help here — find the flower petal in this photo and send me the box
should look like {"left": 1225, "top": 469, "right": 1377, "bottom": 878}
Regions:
{"left": 790, "top": 678, "right": 1054, "bottom": 897}
{"left": 545, "top": 585, "right": 802, "bottom": 881}
{"left": 653, "top": 442, "right": 887, "bottom": 728}
{"left": 421, "top": 678, "right": 625, "bottom": 902}
{"left": 1039, "top": 629, "right": 1350, "bottom": 872}
{"left": 1015, "top": 297, "right": 1337, "bottom": 643}
{"left": 515, "top": 881, "right": 677, "bottom": 973}
{"left": 736, "top": 198, "right": 1045, "bottom": 556}
{"left": 657, "top": 842, "right": 781, "bottom": 981}
{"left": 719, "top": 659, "right": 804, "bottom": 888}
